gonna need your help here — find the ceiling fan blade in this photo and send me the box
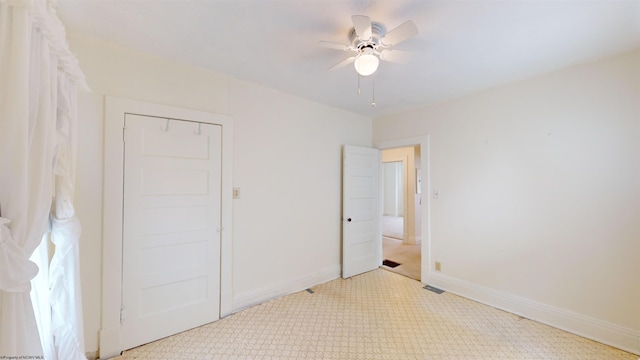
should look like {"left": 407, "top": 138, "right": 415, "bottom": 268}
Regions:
{"left": 328, "top": 56, "right": 356, "bottom": 71}
{"left": 318, "top": 41, "right": 351, "bottom": 51}
{"left": 352, "top": 15, "right": 372, "bottom": 40}
{"left": 379, "top": 49, "right": 412, "bottom": 64}
{"left": 380, "top": 20, "right": 418, "bottom": 46}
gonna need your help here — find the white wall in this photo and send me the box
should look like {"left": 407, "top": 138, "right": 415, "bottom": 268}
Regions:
{"left": 383, "top": 162, "right": 403, "bottom": 216}
{"left": 228, "top": 79, "right": 372, "bottom": 305}
{"left": 373, "top": 49, "right": 640, "bottom": 353}
{"left": 69, "top": 34, "right": 371, "bottom": 355}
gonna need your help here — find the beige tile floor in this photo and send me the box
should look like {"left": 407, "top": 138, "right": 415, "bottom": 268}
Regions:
{"left": 114, "top": 270, "right": 636, "bottom": 360}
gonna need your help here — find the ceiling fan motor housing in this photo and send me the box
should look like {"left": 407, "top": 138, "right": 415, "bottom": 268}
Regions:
{"left": 349, "top": 22, "right": 386, "bottom": 51}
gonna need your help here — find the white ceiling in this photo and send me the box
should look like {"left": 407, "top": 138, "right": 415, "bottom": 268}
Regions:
{"left": 56, "top": 0, "right": 640, "bottom": 118}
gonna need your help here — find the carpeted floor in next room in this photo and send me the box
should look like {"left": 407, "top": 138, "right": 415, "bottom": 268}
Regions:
{"left": 113, "top": 269, "right": 635, "bottom": 360}
{"left": 381, "top": 236, "right": 421, "bottom": 281}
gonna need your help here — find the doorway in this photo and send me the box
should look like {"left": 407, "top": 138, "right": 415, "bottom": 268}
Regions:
{"left": 380, "top": 146, "right": 421, "bottom": 281}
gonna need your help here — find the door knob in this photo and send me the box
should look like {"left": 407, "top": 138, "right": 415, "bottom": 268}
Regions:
{"left": 347, "top": 218, "right": 352, "bottom": 222}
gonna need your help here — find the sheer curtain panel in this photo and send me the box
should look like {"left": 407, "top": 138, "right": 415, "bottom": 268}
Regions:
{"left": 0, "top": 1, "right": 88, "bottom": 359}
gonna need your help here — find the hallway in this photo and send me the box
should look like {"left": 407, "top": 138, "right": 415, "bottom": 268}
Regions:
{"left": 381, "top": 215, "right": 420, "bottom": 280}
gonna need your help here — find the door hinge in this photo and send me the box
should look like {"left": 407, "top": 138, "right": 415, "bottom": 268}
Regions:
{"left": 120, "top": 305, "right": 125, "bottom": 324}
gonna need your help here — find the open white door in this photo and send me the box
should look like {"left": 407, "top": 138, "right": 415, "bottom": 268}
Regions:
{"left": 121, "top": 114, "right": 221, "bottom": 350}
{"left": 342, "top": 145, "right": 381, "bottom": 278}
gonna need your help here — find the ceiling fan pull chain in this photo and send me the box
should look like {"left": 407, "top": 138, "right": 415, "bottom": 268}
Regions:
{"left": 357, "top": 72, "right": 361, "bottom": 95}
{"left": 371, "top": 79, "right": 376, "bottom": 108}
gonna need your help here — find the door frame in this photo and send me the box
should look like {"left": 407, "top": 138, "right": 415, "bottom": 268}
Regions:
{"left": 100, "top": 97, "right": 234, "bottom": 358}
{"left": 374, "top": 136, "right": 430, "bottom": 283}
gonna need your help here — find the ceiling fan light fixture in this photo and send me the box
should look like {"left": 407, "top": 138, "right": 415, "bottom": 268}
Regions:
{"left": 354, "top": 53, "right": 379, "bottom": 76}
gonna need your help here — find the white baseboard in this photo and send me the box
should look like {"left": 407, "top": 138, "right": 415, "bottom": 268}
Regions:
{"left": 232, "top": 265, "right": 341, "bottom": 312}
{"left": 405, "top": 235, "right": 419, "bottom": 245}
{"left": 220, "top": 288, "right": 233, "bottom": 318}
{"left": 429, "top": 272, "right": 640, "bottom": 355}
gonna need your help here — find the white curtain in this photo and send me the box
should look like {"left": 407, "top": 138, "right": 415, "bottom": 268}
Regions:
{"left": 0, "top": 1, "right": 88, "bottom": 359}
{"left": 48, "top": 72, "right": 86, "bottom": 360}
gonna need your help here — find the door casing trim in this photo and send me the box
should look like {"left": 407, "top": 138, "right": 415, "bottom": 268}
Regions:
{"left": 100, "top": 97, "right": 234, "bottom": 358}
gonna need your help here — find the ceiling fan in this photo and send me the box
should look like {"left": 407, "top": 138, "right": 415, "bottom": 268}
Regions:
{"left": 319, "top": 15, "right": 418, "bottom": 76}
